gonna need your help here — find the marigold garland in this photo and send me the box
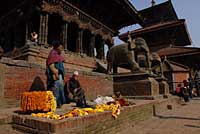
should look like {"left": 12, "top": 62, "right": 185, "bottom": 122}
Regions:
{"left": 31, "top": 101, "right": 121, "bottom": 120}
{"left": 21, "top": 91, "right": 56, "bottom": 113}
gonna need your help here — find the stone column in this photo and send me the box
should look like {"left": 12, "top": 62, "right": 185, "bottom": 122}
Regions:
{"left": 76, "top": 28, "right": 83, "bottom": 53}
{"left": 25, "top": 23, "right": 29, "bottom": 43}
{"left": 39, "top": 13, "right": 48, "bottom": 45}
{"left": 62, "top": 21, "right": 68, "bottom": 51}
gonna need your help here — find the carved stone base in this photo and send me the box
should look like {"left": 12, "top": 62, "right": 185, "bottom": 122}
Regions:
{"left": 113, "top": 72, "right": 159, "bottom": 98}
{"left": 12, "top": 42, "right": 40, "bottom": 62}
{"left": 155, "top": 77, "right": 170, "bottom": 95}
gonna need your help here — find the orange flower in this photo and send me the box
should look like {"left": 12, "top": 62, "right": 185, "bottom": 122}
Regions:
{"left": 20, "top": 91, "right": 56, "bottom": 113}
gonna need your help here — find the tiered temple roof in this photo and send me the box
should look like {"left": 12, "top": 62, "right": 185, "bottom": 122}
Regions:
{"left": 138, "top": 0, "right": 178, "bottom": 27}
{"left": 119, "top": 0, "right": 192, "bottom": 52}
{"left": 119, "top": 19, "right": 192, "bottom": 51}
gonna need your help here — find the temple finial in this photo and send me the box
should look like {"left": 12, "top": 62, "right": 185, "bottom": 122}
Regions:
{"left": 151, "top": 0, "right": 156, "bottom": 7}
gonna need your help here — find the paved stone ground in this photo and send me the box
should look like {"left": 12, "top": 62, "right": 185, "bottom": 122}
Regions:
{"left": 0, "top": 98, "right": 154, "bottom": 134}
{"left": 116, "top": 98, "right": 200, "bottom": 134}
{"left": 0, "top": 98, "right": 22, "bottom": 134}
{"left": 1, "top": 98, "right": 200, "bottom": 134}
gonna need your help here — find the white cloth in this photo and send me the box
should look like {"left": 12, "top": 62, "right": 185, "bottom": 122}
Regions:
{"left": 94, "top": 96, "right": 115, "bottom": 105}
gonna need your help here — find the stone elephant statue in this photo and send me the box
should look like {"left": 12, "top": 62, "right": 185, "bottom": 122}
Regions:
{"left": 134, "top": 37, "right": 151, "bottom": 69}
{"left": 106, "top": 37, "right": 140, "bottom": 74}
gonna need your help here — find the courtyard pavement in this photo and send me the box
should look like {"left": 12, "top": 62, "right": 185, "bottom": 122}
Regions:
{"left": 116, "top": 98, "right": 200, "bottom": 134}
{"left": 0, "top": 98, "right": 200, "bottom": 134}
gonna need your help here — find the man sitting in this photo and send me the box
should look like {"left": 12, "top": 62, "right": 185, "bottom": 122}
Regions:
{"left": 64, "top": 71, "right": 88, "bottom": 108}
{"left": 31, "top": 31, "right": 38, "bottom": 43}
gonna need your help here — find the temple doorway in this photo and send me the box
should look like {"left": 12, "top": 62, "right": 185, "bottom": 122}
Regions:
{"left": 14, "top": 22, "right": 26, "bottom": 48}
{"left": 28, "top": 10, "right": 40, "bottom": 38}
{"left": 48, "top": 13, "right": 63, "bottom": 44}
{"left": 67, "top": 22, "right": 78, "bottom": 52}
{"left": 95, "top": 35, "right": 104, "bottom": 59}
{"left": 82, "top": 29, "right": 91, "bottom": 56}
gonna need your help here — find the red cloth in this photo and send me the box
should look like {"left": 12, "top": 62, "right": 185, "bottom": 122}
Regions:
{"left": 46, "top": 49, "right": 64, "bottom": 66}
{"left": 183, "top": 80, "right": 189, "bottom": 86}
{"left": 176, "top": 87, "right": 181, "bottom": 93}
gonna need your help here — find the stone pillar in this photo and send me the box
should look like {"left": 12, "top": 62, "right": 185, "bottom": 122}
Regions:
{"left": 39, "top": 13, "right": 48, "bottom": 45}
{"left": 89, "top": 34, "right": 95, "bottom": 57}
{"left": 62, "top": 21, "right": 68, "bottom": 51}
{"left": 25, "top": 23, "right": 29, "bottom": 43}
{"left": 100, "top": 39, "right": 105, "bottom": 59}
{"left": 76, "top": 28, "right": 83, "bottom": 53}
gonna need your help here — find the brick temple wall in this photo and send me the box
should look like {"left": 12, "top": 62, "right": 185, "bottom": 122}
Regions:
{"left": 173, "top": 72, "right": 189, "bottom": 87}
{"left": 13, "top": 46, "right": 97, "bottom": 72}
{"left": 0, "top": 57, "right": 113, "bottom": 100}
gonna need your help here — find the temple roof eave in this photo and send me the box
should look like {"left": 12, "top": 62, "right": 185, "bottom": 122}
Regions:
{"left": 119, "top": 19, "right": 192, "bottom": 47}
{"left": 138, "top": 0, "right": 178, "bottom": 27}
{"left": 157, "top": 46, "right": 200, "bottom": 58}
{"left": 66, "top": 0, "right": 142, "bottom": 31}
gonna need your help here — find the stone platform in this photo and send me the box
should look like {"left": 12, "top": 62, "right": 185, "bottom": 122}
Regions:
{"left": 113, "top": 72, "right": 160, "bottom": 98}
{"left": 11, "top": 97, "right": 180, "bottom": 134}
{"left": 155, "top": 77, "right": 170, "bottom": 95}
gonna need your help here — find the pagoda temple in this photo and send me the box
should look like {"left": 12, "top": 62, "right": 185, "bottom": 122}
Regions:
{"left": 0, "top": 0, "right": 141, "bottom": 99}
{"left": 119, "top": 0, "right": 192, "bottom": 52}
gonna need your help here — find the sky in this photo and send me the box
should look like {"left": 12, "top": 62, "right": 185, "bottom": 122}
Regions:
{"left": 114, "top": 0, "right": 200, "bottom": 47}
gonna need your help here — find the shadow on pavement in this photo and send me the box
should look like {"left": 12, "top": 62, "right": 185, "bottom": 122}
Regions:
{"left": 155, "top": 115, "right": 200, "bottom": 121}
{"left": 184, "top": 124, "right": 200, "bottom": 128}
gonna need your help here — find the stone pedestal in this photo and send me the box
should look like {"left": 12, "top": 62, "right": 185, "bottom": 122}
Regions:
{"left": 113, "top": 72, "right": 160, "bottom": 99}
{"left": 155, "top": 77, "right": 170, "bottom": 96}
{"left": 12, "top": 41, "right": 40, "bottom": 62}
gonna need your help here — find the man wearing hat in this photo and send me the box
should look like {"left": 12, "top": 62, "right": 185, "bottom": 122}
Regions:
{"left": 46, "top": 41, "right": 66, "bottom": 108}
{"left": 65, "top": 71, "right": 88, "bottom": 108}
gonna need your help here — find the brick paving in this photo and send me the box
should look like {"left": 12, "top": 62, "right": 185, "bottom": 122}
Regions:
{"left": 116, "top": 98, "right": 200, "bottom": 134}
{"left": 0, "top": 98, "right": 155, "bottom": 134}
{"left": 0, "top": 98, "right": 22, "bottom": 134}
{"left": 1, "top": 98, "right": 200, "bottom": 134}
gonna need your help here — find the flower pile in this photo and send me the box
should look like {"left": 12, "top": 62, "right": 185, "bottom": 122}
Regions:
{"left": 31, "top": 101, "right": 121, "bottom": 120}
{"left": 21, "top": 91, "right": 56, "bottom": 113}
